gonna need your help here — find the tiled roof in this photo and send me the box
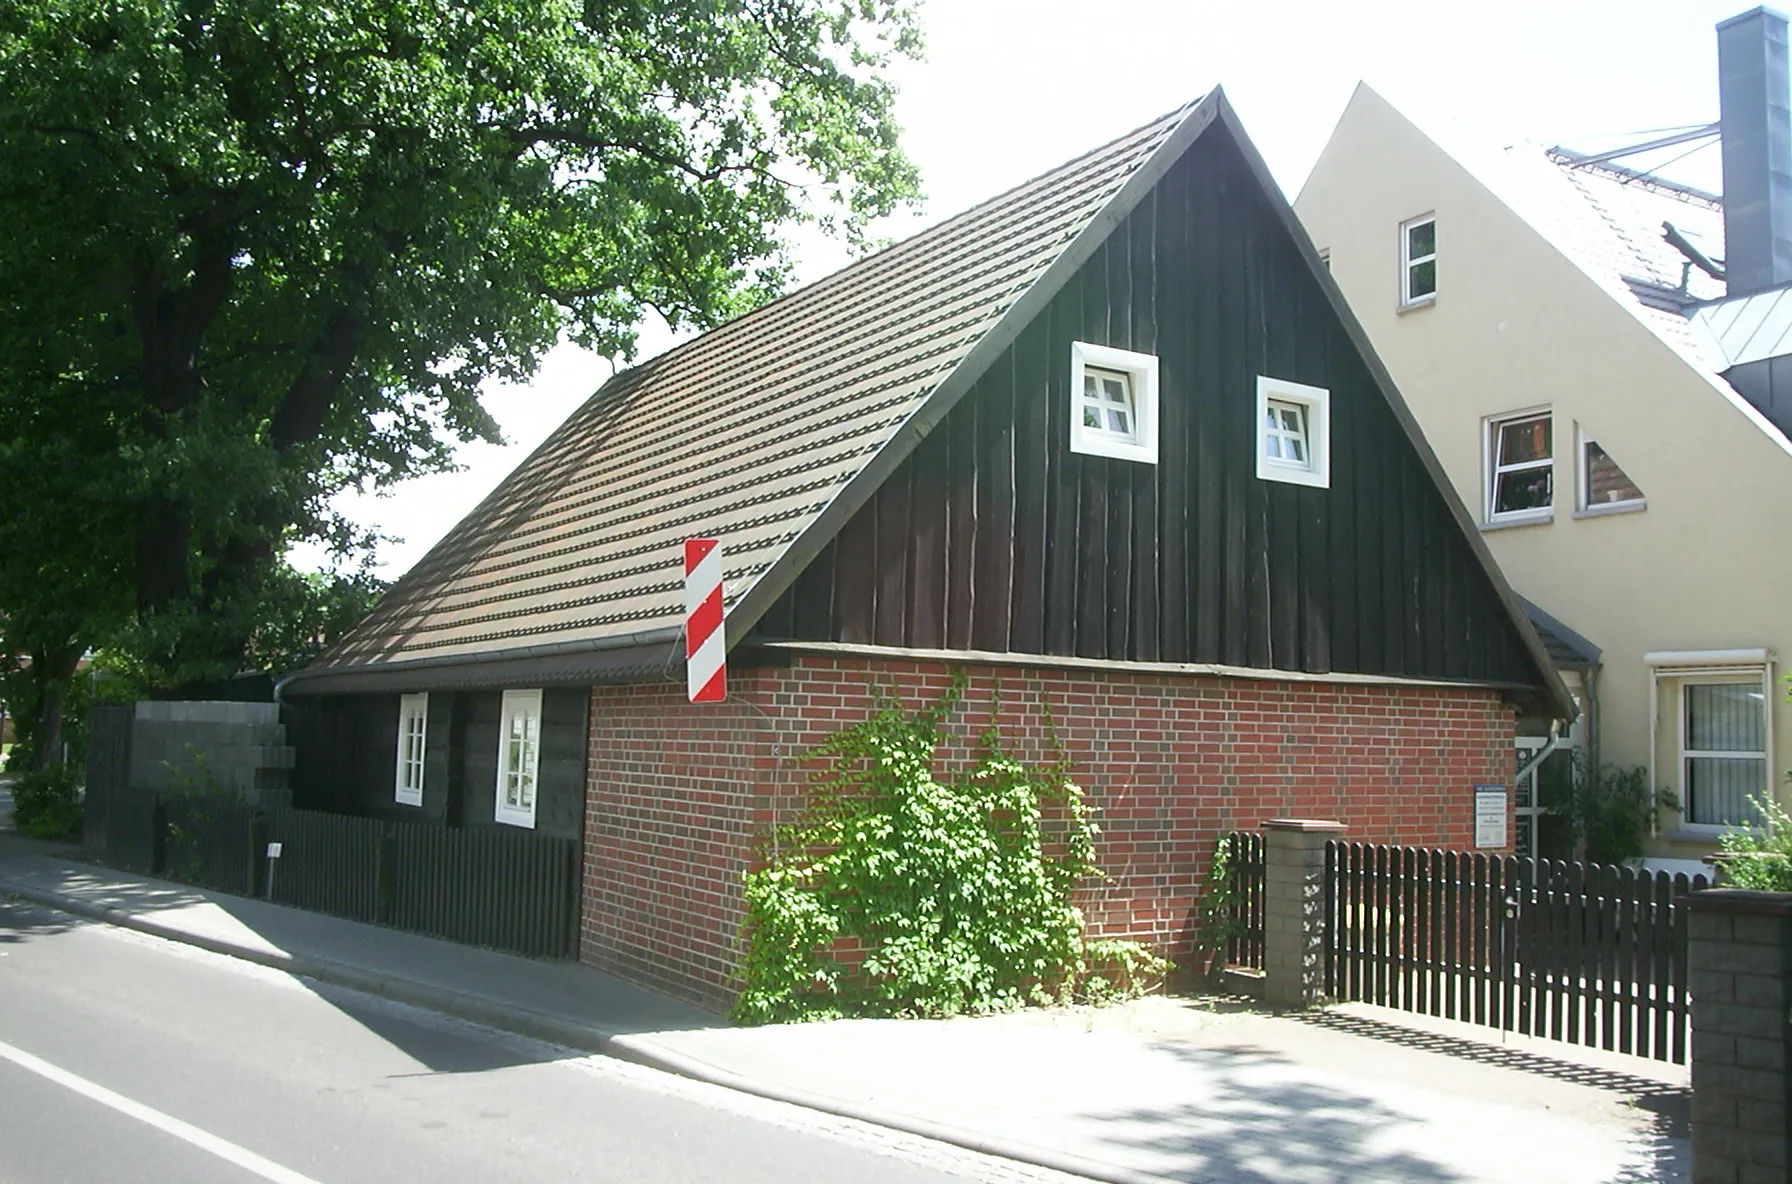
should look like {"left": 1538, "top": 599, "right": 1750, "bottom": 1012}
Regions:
{"left": 1519, "top": 598, "right": 1601, "bottom": 670}
{"left": 311, "top": 102, "right": 1195, "bottom": 674}
{"left": 1476, "top": 144, "right": 1728, "bottom": 371}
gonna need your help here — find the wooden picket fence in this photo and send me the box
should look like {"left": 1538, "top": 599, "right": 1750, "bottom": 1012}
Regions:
{"left": 1323, "top": 841, "right": 1709, "bottom": 1063}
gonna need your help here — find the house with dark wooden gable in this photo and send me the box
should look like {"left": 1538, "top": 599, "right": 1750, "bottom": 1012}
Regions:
{"left": 284, "top": 89, "right": 1571, "bottom": 1008}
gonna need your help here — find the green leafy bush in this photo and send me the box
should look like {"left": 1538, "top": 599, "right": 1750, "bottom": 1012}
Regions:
{"left": 10, "top": 764, "right": 82, "bottom": 839}
{"left": 734, "top": 678, "right": 1169, "bottom": 1024}
{"left": 1718, "top": 794, "right": 1792, "bottom": 891}
{"left": 1540, "top": 753, "right": 1674, "bottom": 865}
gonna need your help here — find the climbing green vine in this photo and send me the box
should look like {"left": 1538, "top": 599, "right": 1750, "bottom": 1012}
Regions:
{"left": 734, "top": 676, "right": 1170, "bottom": 1024}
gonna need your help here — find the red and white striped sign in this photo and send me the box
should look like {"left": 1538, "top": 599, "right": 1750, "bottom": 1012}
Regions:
{"left": 684, "top": 538, "right": 726, "bottom": 703}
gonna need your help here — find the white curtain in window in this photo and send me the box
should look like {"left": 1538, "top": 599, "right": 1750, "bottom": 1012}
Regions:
{"left": 1685, "top": 683, "right": 1767, "bottom": 826}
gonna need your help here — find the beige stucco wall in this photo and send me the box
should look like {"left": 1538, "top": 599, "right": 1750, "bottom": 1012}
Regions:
{"left": 1295, "top": 85, "right": 1792, "bottom": 859}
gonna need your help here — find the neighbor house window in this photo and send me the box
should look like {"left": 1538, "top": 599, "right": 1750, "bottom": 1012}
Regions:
{"left": 1577, "top": 429, "right": 1645, "bottom": 513}
{"left": 1255, "top": 375, "right": 1331, "bottom": 489}
{"left": 1683, "top": 683, "right": 1769, "bottom": 827}
{"left": 494, "top": 689, "right": 543, "bottom": 829}
{"left": 1485, "top": 409, "right": 1553, "bottom": 524}
{"left": 393, "top": 693, "right": 427, "bottom": 807}
{"left": 1401, "top": 215, "right": 1436, "bottom": 307}
{"left": 1069, "top": 341, "right": 1158, "bottom": 464}
{"left": 1648, "top": 651, "right": 1774, "bottom": 831}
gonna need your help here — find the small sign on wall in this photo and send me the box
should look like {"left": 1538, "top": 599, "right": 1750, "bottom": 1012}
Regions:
{"left": 1473, "top": 785, "right": 1509, "bottom": 849}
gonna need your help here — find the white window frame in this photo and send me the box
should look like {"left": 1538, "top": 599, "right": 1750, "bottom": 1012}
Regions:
{"left": 1254, "top": 375, "right": 1331, "bottom": 489}
{"left": 494, "top": 688, "right": 544, "bottom": 829}
{"left": 1483, "top": 407, "right": 1554, "bottom": 526}
{"left": 1646, "top": 650, "right": 1775, "bottom": 836}
{"left": 1069, "top": 341, "right": 1158, "bottom": 464}
{"left": 393, "top": 693, "right": 428, "bottom": 807}
{"left": 1400, "top": 213, "right": 1437, "bottom": 308}
{"left": 1575, "top": 427, "right": 1646, "bottom": 516}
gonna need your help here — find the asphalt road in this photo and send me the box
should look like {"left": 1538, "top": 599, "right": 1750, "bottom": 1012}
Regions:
{"left": 0, "top": 898, "right": 1067, "bottom": 1184}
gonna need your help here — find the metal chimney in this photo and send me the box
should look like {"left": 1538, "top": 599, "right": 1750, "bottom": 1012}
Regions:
{"left": 1718, "top": 7, "right": 1792, "bottom": 295}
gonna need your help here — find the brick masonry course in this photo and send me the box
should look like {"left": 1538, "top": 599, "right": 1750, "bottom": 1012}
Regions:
{"left": 581, "top": 654, "right": 1514, "bottom": 1010}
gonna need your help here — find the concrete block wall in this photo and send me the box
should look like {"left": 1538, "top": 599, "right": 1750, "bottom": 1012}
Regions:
{"left": 582, "top": 653, "right": 1514, "bottom": 1010}
{"left": 128, "top": 701, "right": 294, "bottom": 806}
{"left": 1687, "top": 889, "right": 1792, "bottom": 1184}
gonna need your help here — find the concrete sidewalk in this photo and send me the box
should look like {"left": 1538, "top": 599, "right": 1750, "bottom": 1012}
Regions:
{"left": 0, "top": 836, "right": 1688, "bottom": 1184}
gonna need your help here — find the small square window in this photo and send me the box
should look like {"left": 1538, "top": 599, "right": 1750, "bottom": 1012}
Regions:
{"left": 393, "top": 693, "right": 427, "bottom": 807}
{"left": 1577, "top": 430, "right": 1645, "bottom": 513}
{"left": 1069, "top": 342, "right": 1158, "bottom": 464}
{"left": 495, "top": 689, "right": 543, "bottom": 828}
{"left": 1255, "top": 376, "right": 1330, "bottom": 488}
{"left": 1401, "top": 214, "right": 1436, "bottom": 307}
{"left": 1485, "top": 409, "right": 1552, "bottom": 523}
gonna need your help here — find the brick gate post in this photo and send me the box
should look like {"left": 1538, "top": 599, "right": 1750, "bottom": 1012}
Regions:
{"left": 1686, "top": 888, "right": 1792, "bottom": 1184}
{"left": 1261, "top": 818, "right": 1347, "bottom": 1009}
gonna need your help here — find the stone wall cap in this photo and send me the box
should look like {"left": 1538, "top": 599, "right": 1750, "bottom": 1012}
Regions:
{"left": 1261, "top": 819, "right": 1349, "bottom": 833}
{"left": 1687, "top": 888, "right": 1792, "bottom": 917}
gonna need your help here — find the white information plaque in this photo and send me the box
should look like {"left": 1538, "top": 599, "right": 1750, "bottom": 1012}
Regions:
{"left": 1474, "top": 786, "right": 1509, "bottom": 849}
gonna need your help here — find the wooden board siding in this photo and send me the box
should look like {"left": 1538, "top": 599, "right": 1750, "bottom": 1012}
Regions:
{"left": 286, "top": 689, "right": 587, "bottom": 841}
{"left": 754, "top": 130, "right": 1538, "bottom": 686}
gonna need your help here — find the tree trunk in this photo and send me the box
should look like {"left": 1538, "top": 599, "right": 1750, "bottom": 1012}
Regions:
{"left": 31, "top": 646, "right": 82, "bottom": 771}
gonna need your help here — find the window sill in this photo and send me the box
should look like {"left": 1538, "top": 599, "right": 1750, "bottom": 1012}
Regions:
{"left": 1479, "top": 512, "right": 1553, "bottom": 532}
{"left": 1665, "top": 825, "right": 1753, "bottom": 843}
{"left": 1573, "top": 500, "right": 1646, "bottom": 519}
{"left": 1397, "top": 295, "right": 1436, "bottom": 315}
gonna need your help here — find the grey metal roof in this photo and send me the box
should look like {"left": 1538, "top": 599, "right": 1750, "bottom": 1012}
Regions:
{"left": 306, "top": 101, "right": 1196, "bottom": 676}
{"left": 1692, "top": 284, "right": 1792, "bottom": 366}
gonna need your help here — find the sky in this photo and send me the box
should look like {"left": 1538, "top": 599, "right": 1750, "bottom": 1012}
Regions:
{"left": 294, "top": 0, "right": 1751, "bottom": 579}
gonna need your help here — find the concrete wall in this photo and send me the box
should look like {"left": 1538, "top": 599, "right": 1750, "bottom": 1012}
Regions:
{"left": 581, "top": 653, "right": 1514, "bottom": 1010}
{"left": 1295, "top": 85, "right": 1792, "bottom": 858}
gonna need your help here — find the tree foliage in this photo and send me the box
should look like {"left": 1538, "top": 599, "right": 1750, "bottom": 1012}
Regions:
{"left": 0, "top": 0, "right": 920, "bottom": 686}
{"left": 734, "top": 679, "right": 1170, "bottom": 1025}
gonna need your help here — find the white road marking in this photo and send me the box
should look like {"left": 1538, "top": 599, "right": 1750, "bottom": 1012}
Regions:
{"left": 0, "top": 1036, "right": 324, "bottom": 1184}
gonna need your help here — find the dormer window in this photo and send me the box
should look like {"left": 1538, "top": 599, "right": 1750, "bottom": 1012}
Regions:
{"left": 1069, "top": 342, "right": 1158, "bottom": 464}
{"left": 1255, "top": 376, "right": 1331, "bottom": 488}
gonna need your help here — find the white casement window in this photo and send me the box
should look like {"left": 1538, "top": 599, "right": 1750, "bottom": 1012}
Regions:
{"left": 393, "top": 693, "right": 428, "bottom": 807}
{"left": 494, "top": 689, "right": 543, "bottom": 829}
{"left": 1648, "top": 651, "right": 1775, "bottom": 831}
{"left": 1069, "top": 341, "right": 1158, "bottom": 464}
{"left": 1255, "top": 376, "right": 1331, "bottom": 489}
{"left": 1400, "top": 214, "right": 1437, "bottom": 307}
{"left": 1484, "top": 408, "right": 1553, "bottom": 524}
{"left": 1576, "top": 429, "right": 1645, "bottom": 514}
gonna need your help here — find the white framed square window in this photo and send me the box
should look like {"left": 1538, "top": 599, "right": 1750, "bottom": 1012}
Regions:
{"left": 1255, "top": 376, "right": 1331, "bottom": 489}
{"left": 393, "top": 693, "right": 428, "bottom": 807}
{"left": 494, "top": 688, "right": 543, "bottom": 829}
{"left": 1576, "top": 428, "right": 1645, "bottom": 514}
{"left": 1484, "top": 408, "right": 1553, "bottom": 525}
{"left": 1647, "top": 651, "right": 1775, "bottom": 832}
{"left": 1069, "top": 341, "right": 1158, "bottom": 464}
{"left": 1400, "top": 214, "right": 1437, "bottom": 308}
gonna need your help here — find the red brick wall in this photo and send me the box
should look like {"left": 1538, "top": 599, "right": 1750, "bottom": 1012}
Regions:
{"left": 583, "top": 654, "right": 1514, "bottom": 1010}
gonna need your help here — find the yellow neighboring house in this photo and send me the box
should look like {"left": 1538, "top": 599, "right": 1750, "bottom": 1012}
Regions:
{"left": 1295, "top": 10, "right": 1792, "bottom": 868}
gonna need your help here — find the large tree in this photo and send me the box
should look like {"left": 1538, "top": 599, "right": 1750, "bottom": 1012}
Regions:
{"left": 0, "top": 0, "right": 920, "bottom": 697}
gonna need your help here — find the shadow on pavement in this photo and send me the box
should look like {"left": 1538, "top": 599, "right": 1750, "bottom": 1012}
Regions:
{"left": 1082, "top": 1046, "right": 1465, "bottom": 1183}
{"left": 0, "top": 845, "right": 722, "bottom": 1076}
{"left": 1285, "top": 1009, "right": 1688, "bottom": 1100}
{"left": 0, "top": 896, "right": 83, "bottom": 942}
